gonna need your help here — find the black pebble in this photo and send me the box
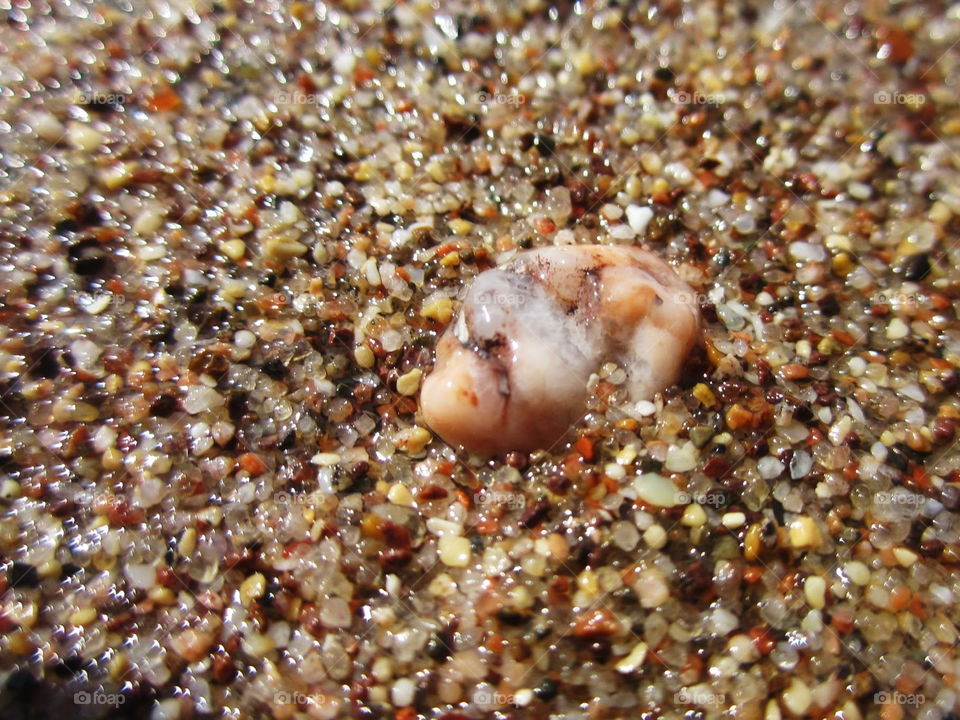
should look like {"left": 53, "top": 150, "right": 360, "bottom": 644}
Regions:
{"left": 818, "top": 294, "right": 841, "bottom": 316}
{"left": 149, "top": 394, "right": 179, "bottom": 418}
{"left": 261, "top": 358, "right": 287, "bottom": 380}
{"left": 521, "top": 133, "right": 556, "bottom": 155}
{"left": 534, "top": 678, "right": 558, "bottom": 701}
{"left": 8, "top": 562, "right": 39, "bottom": 589}
{"left": 653, "top": 66, "right": 675, "bottom": 82}
{"left": 5, "top": 669, "right": 39, "bottom": 693}
{"left": 425, "top": 632, "right": 452, "bottom": 661}
{"left": 29, "top": 348, "right": 60, "bottom": 380}
{"left": 901, "top": 253, "right": 930, "bottom": 282}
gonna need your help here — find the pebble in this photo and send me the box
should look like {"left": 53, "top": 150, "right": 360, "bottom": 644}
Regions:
{"left": 634, "top": 568, "right": 671, "bottom": 608}
{"left": 789, "top": 451, "right": 813, "bottom": 479}
{"left": 448, "top": 219, "right": 473, "bottom": 235}
{"left": 438, "top": 535, "right": 472, "bottom": 567}
{"left": 354, "top": 345, "right": 375, "bottom": 368}
{"left": 391, "top": 677, "right": 417, "bottom": 707}
{"left": 611, "top": 521, "right": 640, "bottom": 550}
{"left": 396, "top": 368, "right": 422, "bottom": 396}
{"left": 634, "top": 400, "right": 657, "bottom": 416}
{"left": 387, "top": 483, "right": 415, "bottom": 507}
{"left": 234, "top": 330, "right": 256, "bottom": 349}
{"left": 665, "top": 442, "right": 698, "bottom": 472}
{"left": 626, "top": 205, "right": 654, "bottom": 234}
{"left": 239, "top": 572, "right": 266, "bottom": 606}
{"left": 320, "top": 597, "right": 352, "bottom": 628}
{"left": 183, "top": 386, "right": 225, "bottom": 414}
{"left": 67, "top": 122, "right": 102, "bottom": 151}
{"left": 721, "top": 512, "right": 746, "bottom": 529}
{"left": 681, "top": 503, "right": 707, "bottom": 527}
{"left": 31, "top": 111, "right": 64, "bottom": 142}
{"left": 843, "top": 561, "right": 870, "bottom": 586}
{"left": 886, "top": 317, "right": 910, "bottom": 340}
{"left": 804, "top": 576, "right": 827, "bottom": 609}
{"left": 788, "top": 517, "right": 822, "bottom": 549}
{"left": 615, "top": 641, "right": 648, "bottom": 673}
{"left": 758, "top": 456, "right": 784, "bottom": 479}
{"left": 633, "top": 474, "right": 683, "bottom": 507}
{"left": 643, "top": 524, "right": 668, "bottom": 549}
{"left": 788, "top": 242, "right": 827, "bottom": 263}
{"left": 781, "top": 679, "right": 812, "bottom": 715}
{"left": 728, "top": 634, "right": 761, "bottom": 664}
{"left": 69, "top": 607, "right": 98, "bottom": 626}
{"left": 893, "top": 547, "right": 918, "bottom": 567}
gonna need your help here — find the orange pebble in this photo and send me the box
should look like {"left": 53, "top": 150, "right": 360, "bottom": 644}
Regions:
{"left": 238, "top": 452, "right": 268, "bottom": 476}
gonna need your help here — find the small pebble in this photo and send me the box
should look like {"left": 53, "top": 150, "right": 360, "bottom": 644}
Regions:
{"left": 396, "top": 368, "right": 422, "bottom": 396}
{"left": 804, "top": 576, "right": 827, "bottom": 609}
{"left": 781, "top": 679, "right": 812, "bottom": 715}
{"left": 721, "top": 512, "right": 746, "bottom": 529}
{"left": 681, "top": 503, "right": 707, "bottom": 528}
{"left": 843, "top": 561, "right": 870, "bottom": 586}
{"left": 626, "top": 205, "right": 654, "bottom": 234}
{"left": 643, "top": 524, "right": 668, "bottom": 549}
{"left": 788, "top": 517, "right": 822, "bottom": 549}
{"left": 438, "top": 535, "right": 472, "bottom": 567}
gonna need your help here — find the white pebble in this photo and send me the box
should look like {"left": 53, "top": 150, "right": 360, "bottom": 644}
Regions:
{"left": 643, "top": 524, "right": 667, "bottom": 549}
{"left": 390, "top": 678, "right": 416, "bottom": 707}
{"left": 721, "top": 512, "right": 746, "bottom": 529}
{"left": 665, "top": 442, "right": 699, "bottom": 472}
{"left": 182, "top": 386, "right": 225, "bottom": 414}
{"left": 843, "top": 560, "right": 870, "bottom": 586}
{"left": 788, "top": 241, "right": 826, "bottom": 263}
{"left": 633, "top": 473, "right": 683, "bottom": 507}
{"left": 804, "top": 576, "right": 827, "bottom": 609}
{"left": 70, "top": 338, "right": 102, "bottom": 370}
{"left": 757, "top": 456, "right": 784, "bottom": 480}
{"left": 626, "top": 205, "right": 654, "bottom": 234}
{"left": 615, "top": 641, "right": 648, "bottom": 673}
{"left": 234, "top": 330, "right": 256, "bottom": 348}
{"left": 886, "top": 317, "right": 910, "bottom": 340}
{"left": 781, "top": 679, "right": 811, "bottom": 715}
{"left": 634, "top": 400, "right": 657, "bottom": 416}
{"left": 31, "top": 111, "right": 64, "bottom": 142}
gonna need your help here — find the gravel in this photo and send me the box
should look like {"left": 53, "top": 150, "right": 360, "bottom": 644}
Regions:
{"left": 0, "top": 0, "right": 959, "bottom": 718}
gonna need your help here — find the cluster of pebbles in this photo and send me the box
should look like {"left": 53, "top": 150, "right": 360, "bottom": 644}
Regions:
{"left": 1, "top": 0, "right": 959, "bottom": 718}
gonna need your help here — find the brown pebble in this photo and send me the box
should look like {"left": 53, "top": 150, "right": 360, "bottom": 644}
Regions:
{"left": 933, "top": 417, "right": 956, "bottom": 444}
{"left": 571, "top": 608, "right": 620, "bottom": 638}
